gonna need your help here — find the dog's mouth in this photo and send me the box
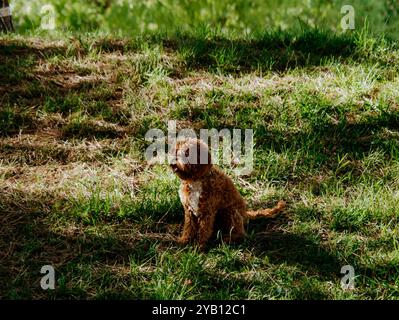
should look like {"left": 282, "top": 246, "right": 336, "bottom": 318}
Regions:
{"left": 171, "top": 162, "right": 192, "bottom": 180}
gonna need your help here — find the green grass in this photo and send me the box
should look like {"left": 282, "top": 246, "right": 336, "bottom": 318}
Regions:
{"left": 1, "top": 26, "right": 399, "bottom": 300}
{"left": 11, "top": 0, "right": 399, "bottom": 41}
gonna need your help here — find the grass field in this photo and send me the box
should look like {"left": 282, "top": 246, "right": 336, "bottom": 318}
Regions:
{"left": 1, "top": 2, "right": 399, "bottom": 300}
{"left": 11, "top": 0, "right": 399, "bottom": 39}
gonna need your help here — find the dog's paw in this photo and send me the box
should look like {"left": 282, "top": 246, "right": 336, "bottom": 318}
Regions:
{"left": 198, "top": 243, "right": 207, "bottom": 252}
{"left": 222, "top": 235, "right": 244, "bottom": 245}
{"left": 176, "top": 236, "right": 190, "bottom": 245}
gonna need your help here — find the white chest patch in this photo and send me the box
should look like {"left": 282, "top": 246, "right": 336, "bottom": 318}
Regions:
{"left": 179, "top": 181, "right": 202, "bottom": 216}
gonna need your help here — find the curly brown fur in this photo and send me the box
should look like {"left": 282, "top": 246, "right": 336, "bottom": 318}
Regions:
{"left": 170, "top": 138, "right": 286, "bottom": 250}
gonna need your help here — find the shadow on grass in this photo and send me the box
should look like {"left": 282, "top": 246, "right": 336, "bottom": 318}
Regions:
{"left": 253, "top": 109, "right": 399, "bottom": 178}
{"left": 0, "top": 194, "right": 177, "bottom": 299}
{"left": 251, "top": 230, "right": 342, "bottom": 278}
{"left": 165, "top": 29, "right": 361, "bottom": 73}
{"left": 0, "top": 40, "right": 125, "bottom": 138}
{"left": 0, "top": 187, "right": 329, "bottom": 299}
{"left": 0, "top": 190, "right": 394, "bottom": 299}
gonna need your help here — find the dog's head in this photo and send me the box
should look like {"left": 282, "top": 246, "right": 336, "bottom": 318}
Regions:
{"left": 169, "top": 138, "right": 212, "bottom": 180}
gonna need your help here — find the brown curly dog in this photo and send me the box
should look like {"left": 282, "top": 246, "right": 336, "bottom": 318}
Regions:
{"left": 170, "top": 138, "right": 286, "bottom": 250}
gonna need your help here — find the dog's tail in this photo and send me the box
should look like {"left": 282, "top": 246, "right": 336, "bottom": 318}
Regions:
{"left": 243, "top": 200, "right": 286, "bottom": 220}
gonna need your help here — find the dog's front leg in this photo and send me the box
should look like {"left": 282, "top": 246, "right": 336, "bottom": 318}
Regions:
{"left": 178, "top": 209, "right": 196, "bottom": 245}
{"left": 197, "top": 208, "right": 216, "bottom": 251}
